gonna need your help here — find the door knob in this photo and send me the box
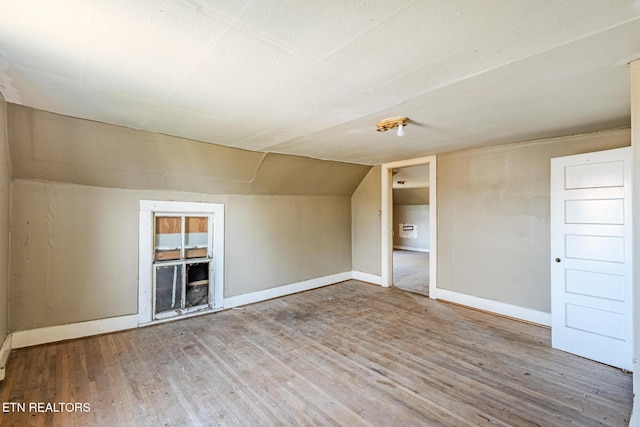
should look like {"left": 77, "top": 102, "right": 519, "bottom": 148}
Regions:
{"left": 555, "top": 258, "right": 561, "bottom": 263}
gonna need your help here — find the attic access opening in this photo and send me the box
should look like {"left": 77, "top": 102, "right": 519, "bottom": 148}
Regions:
{"left": 138, "top": 201, "right": 225, "bottom": 325}
{"left": 153, "top": 215, "right": 212, "bottom": 318}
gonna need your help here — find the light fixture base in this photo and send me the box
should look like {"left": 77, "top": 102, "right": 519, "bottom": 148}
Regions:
{"left": 376, "top": 117, "right": 408, "bottom": 132}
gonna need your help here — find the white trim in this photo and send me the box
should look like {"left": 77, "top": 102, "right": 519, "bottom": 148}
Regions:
{"left": 393, "top": 245, "right": 429, "bottom": 253}
{"left": 11, "top": 314, "right": 139, "bottom": 349}
{"left": 140, "top": 306, "right": 223, "bottom": 327}
{"left": 139, "top": 207, "right": 153, "bottom": 323}
{"left": 224, "top": 272, "right": 351, "bottom": 308}
{"left": 0, "top": 334, "right": 11, "bottom": 381}
{"left": 139, "top": 200, "right": 221, "bottom": 212}
{"left": 4, "top": 271, "right": 351, "bottom": 353}
{"left": 436, "top": 289, "right": 551, "bottom": 326}
{"left": 352, "top": 271, "right": 383, "bottom": 285}
{"left": 382, "top": 156, "right": 437, "bottom": 298}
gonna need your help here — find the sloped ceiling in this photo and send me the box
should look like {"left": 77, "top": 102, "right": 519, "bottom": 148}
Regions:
{"left": 1, "top": 1, "right": 639, "bottom": 165}
{"left": 7, "top": 104, "right": 370, "bottom": 195}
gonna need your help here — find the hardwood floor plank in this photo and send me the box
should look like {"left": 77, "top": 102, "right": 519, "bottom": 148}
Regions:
{"left": 0, "top": 281, "right": 632, "bottom": 426}
{"left": 239, "top": 311, "right": 486, "bottom": 426}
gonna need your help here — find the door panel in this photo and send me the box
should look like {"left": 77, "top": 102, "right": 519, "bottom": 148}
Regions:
{"left": 565, "top": 199, "right": 624, "bottom": 224}
{"left": 565, "top": 304, "right": 625, "bottom": 340}
{"left": 565, "top": 235, "right": 624, "bottom": 262}
{"left": 565, "top": 161, "right": 624, "bottom": 188}
{"left": 565, "top": 269, "right": 625, "bottom": 301}
{"left": 551, "top": 147, "right": 632, "bottom": 371}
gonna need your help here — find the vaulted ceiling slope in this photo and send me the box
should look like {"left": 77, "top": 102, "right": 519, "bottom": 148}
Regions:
{"left": 8, "top": 104, "right": 370, "bottom": 196}
{"left": 1, "top": 1, "right": 639, "bottom": 165}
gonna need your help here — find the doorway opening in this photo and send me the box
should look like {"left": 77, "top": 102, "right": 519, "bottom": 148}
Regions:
{"left": 392, "top": 165, "right": 430, "bottom": 296}
{"left": 381, "top": 156, "right": 437, "bottom": 298}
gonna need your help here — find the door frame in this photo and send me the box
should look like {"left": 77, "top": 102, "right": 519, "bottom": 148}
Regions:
{"left": 381, "top": 155, "right": 437, "bottom": 298}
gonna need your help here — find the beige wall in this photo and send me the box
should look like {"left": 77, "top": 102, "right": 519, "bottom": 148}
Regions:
{"left": 393, "top": 205, "right": 429, "bottom": 250}
{"left": 351, "top": 166, "right": 381, "bottom": 276}
{"left": 226, "top": 195, "right": 351, "bottom": 297}
{"left": 438, "top": 128, "right": 631, "bottom": 312}
{"left": 393, "top": 187, "right": 429, "bottom": 205}
{"left": 392, "top": 187, "right": 430, "bottom": 250}
{"left": 6, "top": 104, "right": 366, "bottom": 331}
{"left": 10, "top": 181, "right": 353, "bottom": 331}
{"left": 0, "top": 94, "right": 9, "bottom": 344}
{"left": 10, "top": 181, "right": 141, "bottom": 330}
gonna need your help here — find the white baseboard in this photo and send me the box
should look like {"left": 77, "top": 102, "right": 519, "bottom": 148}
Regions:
{"left": 7, "top": 269, "right": 404, "bottom": 350}
{"left": 393, "top": 245, "right": 429, "bottom": 253}
{"left": 11, "top": 314, "right": 139, "bottom": 349}
{"left": 9, "top": 272, "right": 354, "bottom": 351}
{"left": 224, "top": 271, "right": 352, "bottom": 309}
{"left": 0, "top": 334, "right": 11, "bottom": 381}
{"left": 352, "top": 271, "right": 383, "bottom": 285}
{"left": 436, "top": 289, "right": 551, "bottom": 326}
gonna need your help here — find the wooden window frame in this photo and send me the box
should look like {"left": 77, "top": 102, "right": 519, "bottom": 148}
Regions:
{"left": 139, "top": 200, "right": 224, "bottom": 325}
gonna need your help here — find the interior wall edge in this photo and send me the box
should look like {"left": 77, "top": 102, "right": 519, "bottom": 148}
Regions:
{"left": 0, "top": 91, "right": 9, "bottom": 353}
{"left": 351, "top": 166, "right": 382, "bottom": 276}
{"left": 628, "top": 58, "right": 640, "bottom": 427}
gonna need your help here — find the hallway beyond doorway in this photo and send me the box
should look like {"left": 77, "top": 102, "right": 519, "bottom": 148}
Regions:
{"left": 393, "top": 249, "right": 429, "bottom": 296}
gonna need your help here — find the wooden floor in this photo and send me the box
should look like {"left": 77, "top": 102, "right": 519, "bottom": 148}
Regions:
{"left": 0, "top": 281, "right": 632, "bottom": 426}
{"left": 393, "top": 249, "right": 429, "bottom": 296}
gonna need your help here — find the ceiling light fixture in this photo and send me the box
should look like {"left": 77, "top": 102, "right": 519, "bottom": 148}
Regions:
{"left": 376, "top": 117, "right": 408, "bottom": 137}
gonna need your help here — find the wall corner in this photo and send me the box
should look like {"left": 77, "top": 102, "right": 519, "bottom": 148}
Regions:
{"left": 629, "top": 58, "right": 640, "bottom": 426}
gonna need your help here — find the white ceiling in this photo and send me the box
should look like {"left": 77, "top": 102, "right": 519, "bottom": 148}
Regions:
{"left": 1, "top": 1, "right": 639, "bottom": 165}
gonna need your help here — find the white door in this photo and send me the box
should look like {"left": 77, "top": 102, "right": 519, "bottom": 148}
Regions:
{"left": 551, "top": 147, "right": 632, "bottom": 371}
